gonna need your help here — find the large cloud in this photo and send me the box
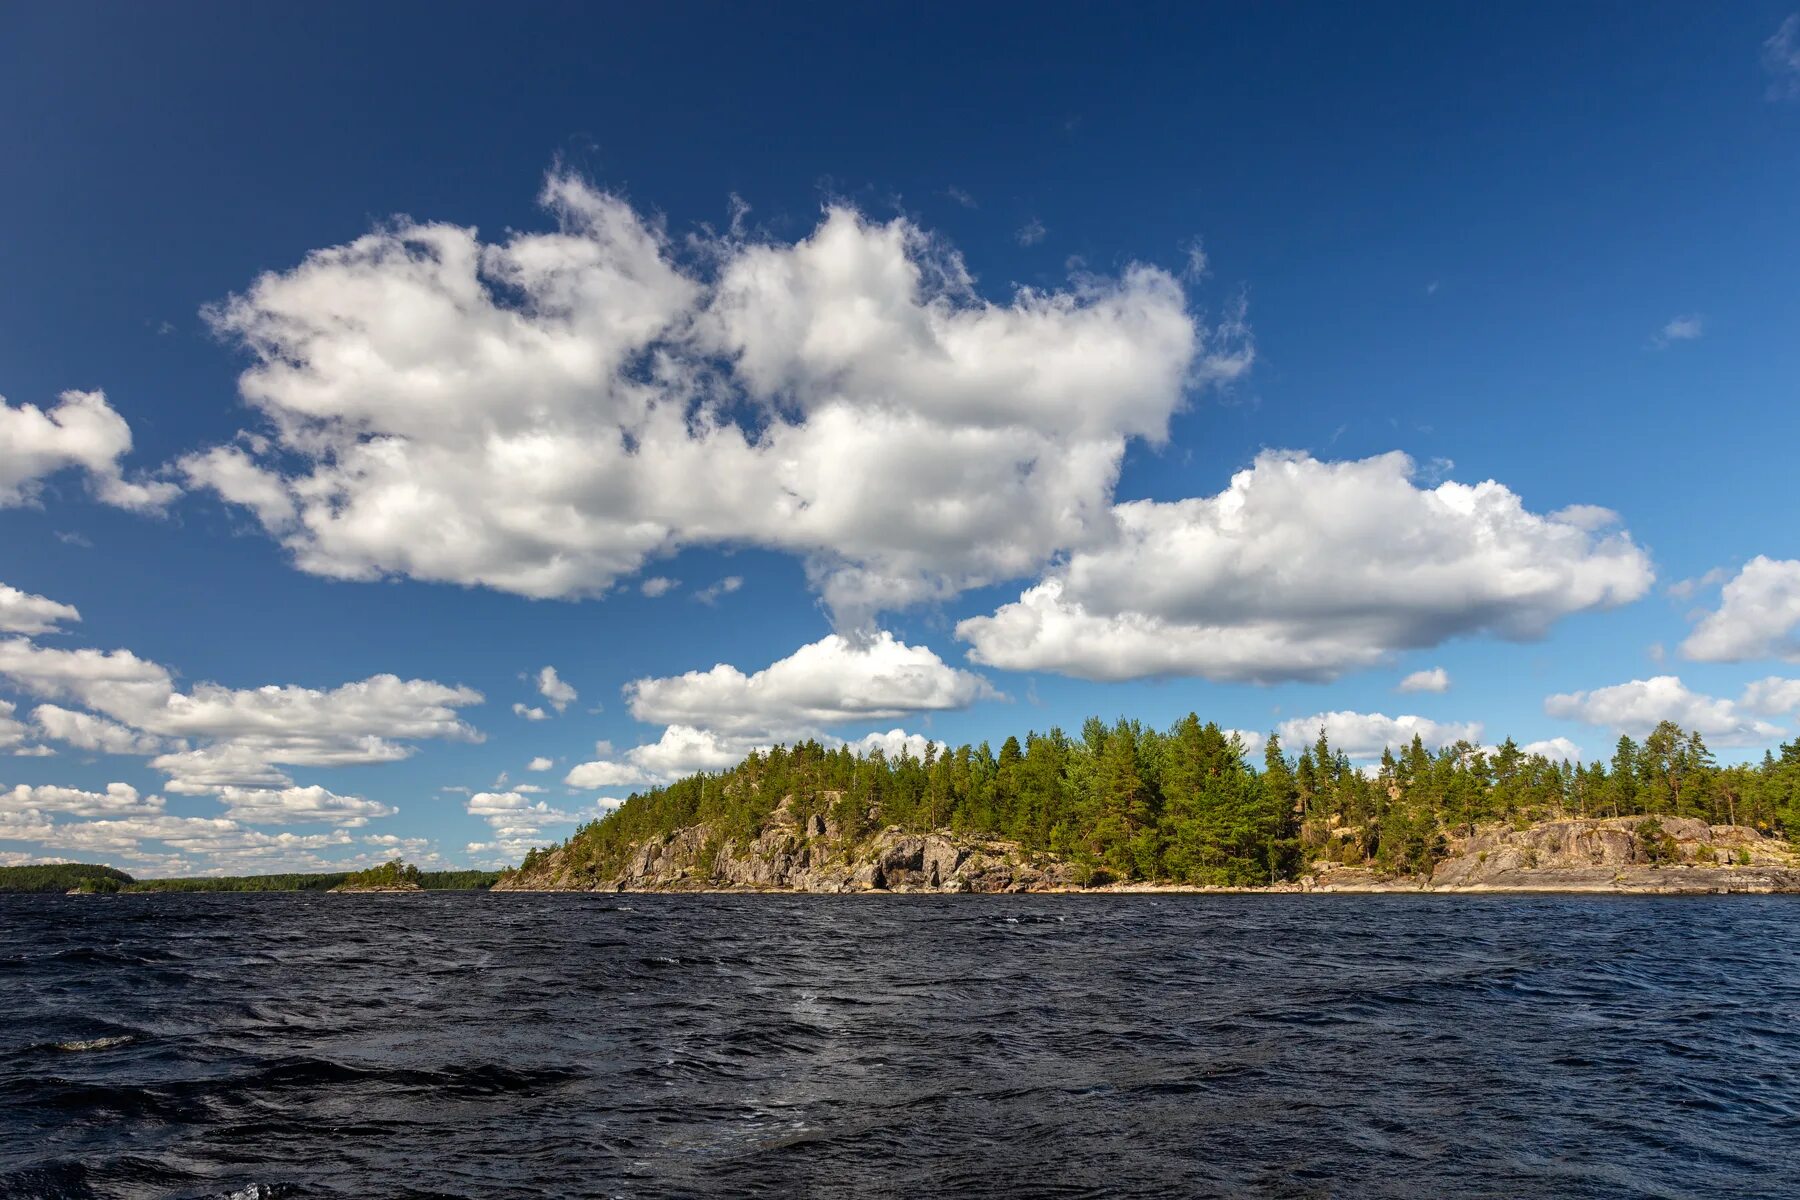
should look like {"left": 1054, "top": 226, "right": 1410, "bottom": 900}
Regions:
{"left": 31, "top": 704, "right": 167, "bottom": 755}
{"left": 1740, "top": 677, "right": 1800, "bottom": 716}
{"left": 957, "top": 451, "right": 1653, "bottom": 682}
{"left": 183, "top": 174, "right": 1239, "bottom": 625}
{"left": 1680, "top": 557, "right": 1800, "bottom": 663}
{"left": 1544, "top": 676, "right": 1783, "bottom": 746}
{"left": 566, "top": 632, "right": 989, "bottom": 790}
{"left": 213, "top": 785, "right": 396, "bottom": 826}
{"left": 1, "top": 782, "right": 164, "bottom": 818}
{"left": 625, "top": 631, "right": 994, "bottom": 736}
{"left": 0, "top": 390, "right": 178, "bottom": 512}
{"left": 0, "top": 633, "right": 482, "bottom": 794}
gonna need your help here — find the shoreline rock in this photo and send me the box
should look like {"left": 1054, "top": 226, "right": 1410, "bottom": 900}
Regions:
{"left": 494, "top": 809, "right": 1800, "bottom": 897}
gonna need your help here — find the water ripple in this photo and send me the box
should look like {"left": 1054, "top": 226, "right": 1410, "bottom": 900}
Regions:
{"left": 2, "top": 893, "right": 1798, "bottom": 1198}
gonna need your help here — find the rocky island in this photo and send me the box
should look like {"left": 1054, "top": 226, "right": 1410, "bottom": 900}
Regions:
{"left": 496, "top": 803, "right": 1800, "bottom": 895}
{"left": 327, "top": 859, "right": 426, "bottom": 893}
{"left": 496, "top": 714, "right": 1800, "bottom": 896}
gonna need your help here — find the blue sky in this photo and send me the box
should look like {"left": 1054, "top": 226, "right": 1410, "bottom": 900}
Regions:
{"left": 3, "top": 3, "right": 1799, "bottom": 874}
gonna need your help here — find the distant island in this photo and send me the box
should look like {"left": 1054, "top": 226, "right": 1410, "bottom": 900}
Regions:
{"left": 495, "top": 716, "right": 1800, "bottom": 895}
{"left": 0, "top": 861, "right": 500, "bottom": 895}
{"left": 329, "top": 859, "right": 426, "bottom": 892}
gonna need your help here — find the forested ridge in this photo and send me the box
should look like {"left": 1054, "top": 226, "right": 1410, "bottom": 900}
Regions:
{"left": 525, "top": 717, "right": 1800, "bottom": 887}
{"left": 0, "top": 865, "right": 501, "bottom": 893}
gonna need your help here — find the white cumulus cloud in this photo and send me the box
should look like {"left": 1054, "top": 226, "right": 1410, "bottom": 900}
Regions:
{"left": 0, "top": 635, "right": 482, "bottom": 795}
{"left": 0, "top": 389, "right": 179, "bottom": 512}
{"left": 958, "top": 451, "right": 1652, "bottom": 682}
{"left": 1739, "top": 676, "right": 1800, "bottom": 716}
{"left": 32, "top": 704, "right": 167, "bottom": 755}
{"left": 213, "top": 785, "right": 396, "bottom": 826}
{"left": 1398, "top": 667, "right": 1450, "bottom": 694}
{"left": 0, "top": 782, "right": 164, "bottom": 818}
{"left": 0, "top": 583, "right": 81, "bottom": 635}
{"left": 1681, "top": 557, "right": 1800, "bottom": 663}
{"left": 536, "top": 666, "right": 577, "bottom": 711}
{"left": 182, "top": 172, "right": 1245, "bottom": 628}
{"left": 1544, "top": 676, "right": 1783, "bottom": 746}
{"left": 625, "top": 631, "right": 995, "bottom": 737}
{"left": 564, "top": 632, "right": 996, "bottom": 790}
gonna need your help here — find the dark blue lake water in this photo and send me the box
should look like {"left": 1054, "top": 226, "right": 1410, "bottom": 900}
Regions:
{"left": 2, "top": 893, "right": 1796, "bottom": 1198}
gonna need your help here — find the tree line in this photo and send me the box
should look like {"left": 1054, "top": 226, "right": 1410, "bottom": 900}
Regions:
{"left": 0, "top": 864, "right": 502, "bottom": 893}
{"left": 528, "top": 717, "right": 1800, "bottom": 886}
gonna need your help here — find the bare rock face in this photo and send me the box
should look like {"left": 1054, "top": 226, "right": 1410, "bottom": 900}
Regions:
{"left": 1421, "top": 817, "right": 1799, "bottom": 893}
{"left": 495, "top": 806, "right": 1800, "bottom": 896}
{"left": 496, "top": 796, "right": 1079, "bottom": 894}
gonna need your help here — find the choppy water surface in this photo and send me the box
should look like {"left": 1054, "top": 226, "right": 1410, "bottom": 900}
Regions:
{"left": 3, "top": 894, "right": 1798, "bottom": 1199}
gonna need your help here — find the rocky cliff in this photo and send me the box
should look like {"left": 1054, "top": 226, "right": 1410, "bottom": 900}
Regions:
{"left": 496, "top": 805, "right": 1800, "bottom": 895}
{"left": 492, "top": 796, "right": 1078, "bottom": 894}
{"left": 1311, "top": 816, "right": 1800, "bottom": 894}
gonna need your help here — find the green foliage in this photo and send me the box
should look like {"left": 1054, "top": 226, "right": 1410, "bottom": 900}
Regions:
{"left": 1636, "top": 817, "right": 1680, "bottom": 866}
{"left": 126, "top": 872, "right": 351, "bottom": 893}
{"left": 339, "top": 858, "right": 424, "bottom": 888}
{"left": 0, "top": 863, "right": 135, "bottom": 893}
{"left": 524, "top": 716, "right": 1794, "bottom": 886}
{"left": 415, "top": 870, "right": 504, "bottom": 890}
{"left": 128, "top": 869, "right": 498, "bottom": 892}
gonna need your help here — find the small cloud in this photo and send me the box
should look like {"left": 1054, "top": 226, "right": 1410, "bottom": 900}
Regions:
{"left": 1015, "top": 218, "right": 1047, "bottom": 247}
{"left": 726, "top": 193, "right": 751, "bottom": 239}
{"left": 693, "top": 575, "right": 743, "bottom": 606}
{"left": 1648, "top": 642, "right": 1667, "bottom": 664}
{"left": 1398, "top": 667, "right": 1450, "bottom": 694}
{"left": 1179, "top": 237, "right": 1209, "bottom": 281}
{"left": 1664, "top": 566, "right": 1730, "bottom": 602}
{"left": 943, "top": 186, "right": 977, "bottom": 209}
{"left": 536, "top": 665, "right": 577, "bottom": 712}
{"left": 640, "top": 576, "right": 678, "bottom": 598}
{"left": 439, "top": 785, "right": 473, "bottom": 795}
{"left": 55, "top": 531, "right": 93, "bottom": 548}
{"left": 1764, "top": 13, "right": 1800, "bottom": 99}
{"left": 1425, "top": 280, "right": 1439, "bottom": 296}
{"left": 527, "top": 756, "right": 555, "bottom": 772}
{"left": 1655, "top": 314, "right": 1704, "bottom": 347}
{"left": 512, "top": 703, "right": 549, "bottom": 721}
{"left": 12, "top": 744, "right": 56, "bottom": 757}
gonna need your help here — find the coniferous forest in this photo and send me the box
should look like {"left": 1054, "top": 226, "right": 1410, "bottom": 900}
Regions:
{"left": 528, "top": 717, "right": 1800, "bottom": 887}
